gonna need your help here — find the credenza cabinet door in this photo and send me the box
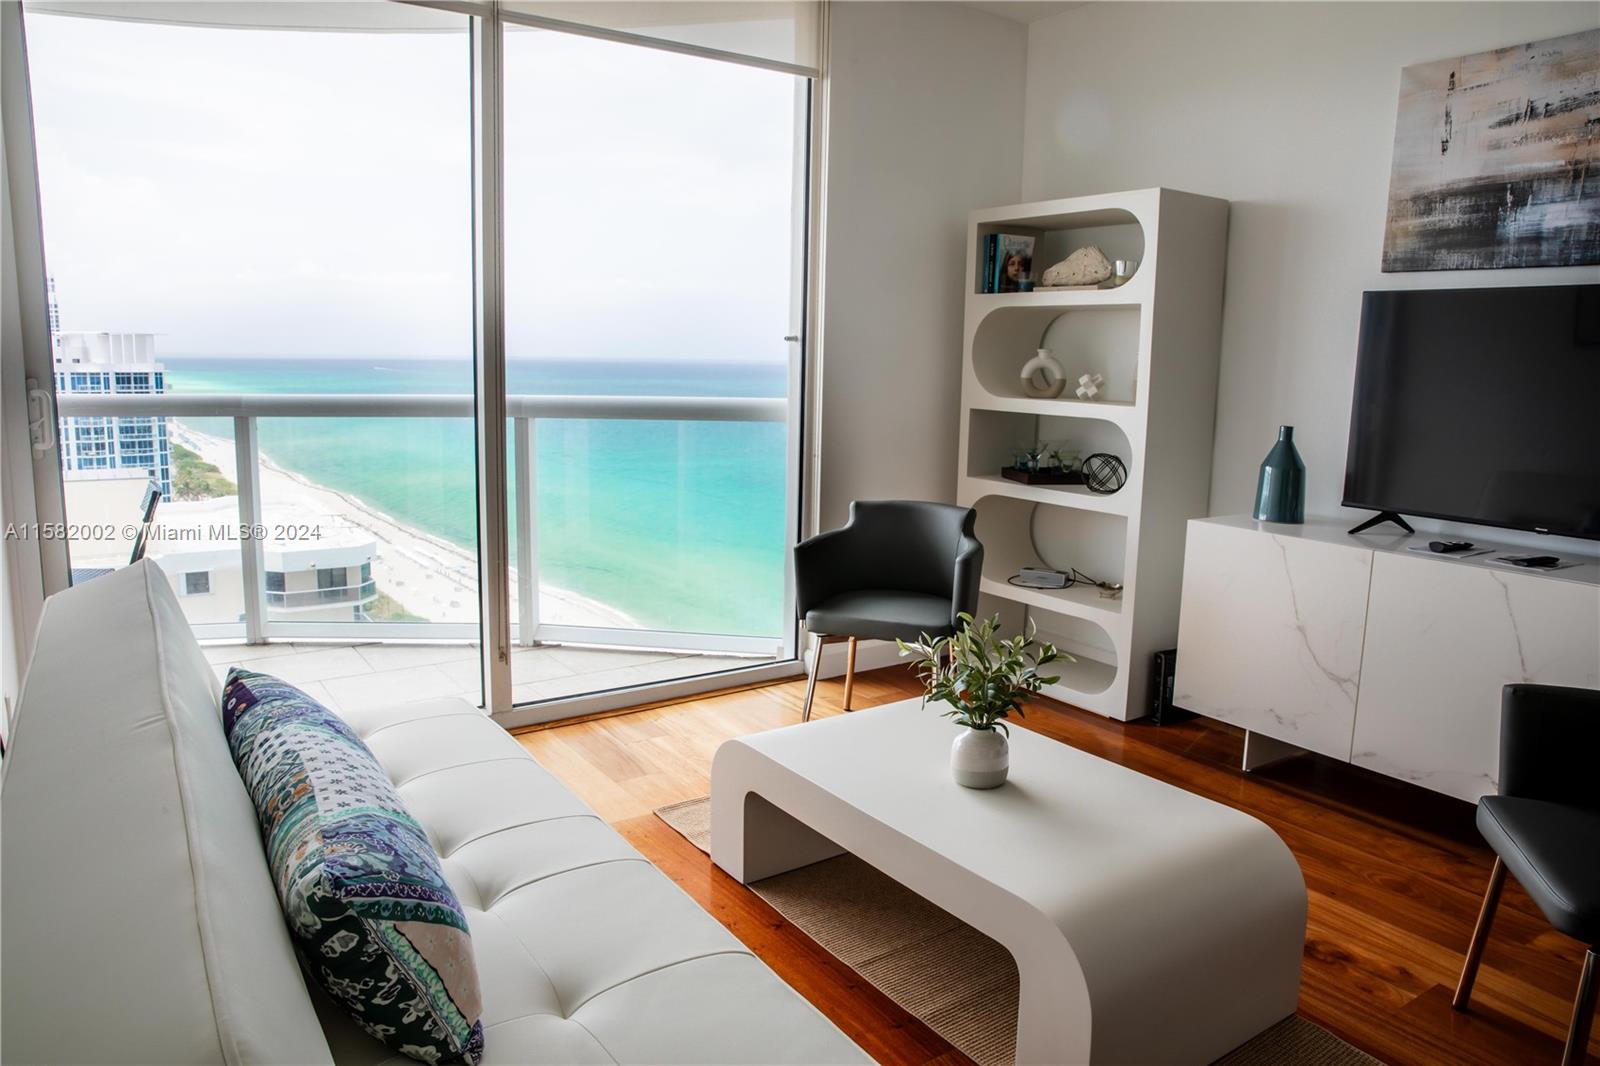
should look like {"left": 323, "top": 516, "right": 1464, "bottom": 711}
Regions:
{"left": 1352, "top": 552, "right": 1600, "bottom": 803}
{"left": 1174, "top": 521, "right": 1371, "bottom": 760}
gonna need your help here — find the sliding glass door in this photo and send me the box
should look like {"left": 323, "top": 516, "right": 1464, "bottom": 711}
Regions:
{"left": 17, "top": 0, "right": 813, "bottom": 718}
{"left": 499, "top": 21, "right": 808, "bottom": 705}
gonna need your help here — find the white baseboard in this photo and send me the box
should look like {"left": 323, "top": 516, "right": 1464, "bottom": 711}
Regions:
{"left": 806, "top": 637, "right": 909, "bottom": 679}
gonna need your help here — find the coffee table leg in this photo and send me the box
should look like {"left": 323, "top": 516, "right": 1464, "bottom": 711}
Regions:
{"left": 1013, "top": 943, "right": 1093, "bottom": 1065}
{"left": 712, "top": 787, "right": 846, "bottom": 883}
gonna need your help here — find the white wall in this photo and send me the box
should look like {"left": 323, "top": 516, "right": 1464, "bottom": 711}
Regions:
{"left": 818, "top": 1, "right": 1026, "bottom": 530}
{"left": 1021, "top": 3, "right": 1599, "bottom": 549}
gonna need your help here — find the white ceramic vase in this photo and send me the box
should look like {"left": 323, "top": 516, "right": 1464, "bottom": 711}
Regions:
{"left": 950, "top": 726, "right": 1009, "bottom": 789}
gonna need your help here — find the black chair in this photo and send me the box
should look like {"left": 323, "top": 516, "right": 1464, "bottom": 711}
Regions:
{"left": 792, "top": 500, "right": 982, "bottom": 722}
{"left": 69, "top": 478, "right": 161, "bottom": 585}
{"left": 128, "top": 478, "right": 161, "bottom": 563}
{"left": 1453, "top": 683, "right": 1600, "bottom": 1066}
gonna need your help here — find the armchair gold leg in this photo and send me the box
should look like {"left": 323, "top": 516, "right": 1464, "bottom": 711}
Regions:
{"left": 1563, "top": 948, "right": 1597, "bottom": 1066}
{"left": 1454, "top": 856, "right": 1506, "bottom": 1011}
{"left": 843, "top": 637, "right": 858, "bottom": 711}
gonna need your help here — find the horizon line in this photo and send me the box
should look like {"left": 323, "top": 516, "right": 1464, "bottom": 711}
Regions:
{"left": 154, "top": 353, "right": 792, "bottom": 364}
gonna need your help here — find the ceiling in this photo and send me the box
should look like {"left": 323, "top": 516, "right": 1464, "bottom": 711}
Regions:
{"left": 964, "top": 1, "right": 1088, "bottom": 25}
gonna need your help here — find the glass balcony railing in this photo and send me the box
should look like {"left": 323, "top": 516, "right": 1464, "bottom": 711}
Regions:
{"left": 266, "top": 580, "right": 379, "bottom": 610}
{"left": 55, "top": 391, "right": 787, "bottom": 659}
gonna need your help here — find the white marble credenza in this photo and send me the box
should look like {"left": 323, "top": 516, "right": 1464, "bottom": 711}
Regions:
{"left": 1174, "top": 516, "right": 1600, "bottom": 803}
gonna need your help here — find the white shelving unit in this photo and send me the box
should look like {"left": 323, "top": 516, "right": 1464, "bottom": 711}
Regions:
{"left": 957, "top": 188, "right": 1229, "bottom": 719}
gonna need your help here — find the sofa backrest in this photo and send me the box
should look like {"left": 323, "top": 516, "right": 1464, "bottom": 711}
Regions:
{"left": 2, "top": 559, "right": 333, "bottom": 1064}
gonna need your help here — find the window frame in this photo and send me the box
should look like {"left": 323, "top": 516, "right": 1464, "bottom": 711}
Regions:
{"left": 7, "top": 0, "right": 826, "bottom": 725}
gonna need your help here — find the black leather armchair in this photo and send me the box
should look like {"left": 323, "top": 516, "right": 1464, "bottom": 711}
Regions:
{"left": 1453, "top": 684, "right": 1600, "bottom": 1066}
{"left": 793, "top": 500, "right": 982, "bottom": 721}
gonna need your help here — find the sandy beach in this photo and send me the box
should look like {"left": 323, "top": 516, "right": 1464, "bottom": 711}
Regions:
{"left": 168, "top": 422, "right": 636, "bottom": 629}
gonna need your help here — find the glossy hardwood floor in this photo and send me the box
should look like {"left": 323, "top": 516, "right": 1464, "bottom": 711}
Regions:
{"left": 515, "top": 665, "right": 1598, "bottom": 1066}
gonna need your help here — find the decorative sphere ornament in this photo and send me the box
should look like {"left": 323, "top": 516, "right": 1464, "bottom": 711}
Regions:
{"left": 1081, "top": 453, "right": 1128, "bottom": 494}
{"left": 1018, "top": 348, "right": 1067, "bottom": 398}
{"left": 1075, "top": 372, "right": 1105, "bottom": 401}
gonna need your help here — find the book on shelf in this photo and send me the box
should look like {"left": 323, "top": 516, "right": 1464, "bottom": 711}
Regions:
{"left": 992, "top": 233, "right": 1035, "bottom": 293}
{"left": 979, "top": 233, "right": 1036, "bottom": 293}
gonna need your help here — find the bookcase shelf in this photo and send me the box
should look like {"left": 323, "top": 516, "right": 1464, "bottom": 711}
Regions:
{"left": 979, "top": 575, "right": 1124, "bottom": 623}
{"left": 957, "top": 188, "right": 1229, "bottom": 721}
{"left": 966, "top": 405, "right": 1131, "bottom": 478}
{"left": 967, "top": 288, "right": 1145, "bottom": 311}
{"left": 972, "top": 194, "right": 1148, "bottom": 297}
{"left": 962, "top": 395, "right": 1139, "bottom": 426}
{"left": 1043, "top": 649, "right": 1120, "bottom": 703}
{"left": 970, "top": 304, "right": 1141, "bottom": 405}
{"left": 969, "top": 492, "right": 1127, "bottom": 602}
{"left": 963, "top": 474, "right": 1134, "bottom": 516}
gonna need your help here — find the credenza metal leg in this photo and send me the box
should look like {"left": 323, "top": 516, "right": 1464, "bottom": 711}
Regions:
{"left": 1240, "top": 730, "right": 1304, "bottom": 771}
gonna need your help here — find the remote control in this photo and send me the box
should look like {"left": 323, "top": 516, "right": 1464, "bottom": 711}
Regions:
{"left": 1503, "top": 555, "right": 1561, "bottom": 569}
{"left": 1428, "top": 540, "right": 1475, "bottom": 553}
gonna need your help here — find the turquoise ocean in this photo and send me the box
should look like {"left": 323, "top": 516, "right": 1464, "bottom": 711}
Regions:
{"left": 166, "top": 357, "right": 788, "bottom": 637}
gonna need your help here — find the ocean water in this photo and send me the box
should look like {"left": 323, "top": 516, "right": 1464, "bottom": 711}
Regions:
{"left": 166, "top": 357, "right": 789, "bottom": 636}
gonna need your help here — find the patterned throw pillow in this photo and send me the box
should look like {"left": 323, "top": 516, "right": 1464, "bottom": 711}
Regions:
{"left": 223, "top": 668, "right": 484, "bottom": 1065}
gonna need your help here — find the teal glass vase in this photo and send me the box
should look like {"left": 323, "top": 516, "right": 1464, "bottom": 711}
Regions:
{"left": 1252, "top": 425, "right": 1305, "bottom": 523}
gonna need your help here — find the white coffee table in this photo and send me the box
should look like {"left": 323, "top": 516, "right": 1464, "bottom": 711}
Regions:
{"left": 710, "top": 700, "right": 1307, "bottom": 1065}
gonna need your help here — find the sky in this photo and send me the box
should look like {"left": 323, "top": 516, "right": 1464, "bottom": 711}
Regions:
{"left": 24, "top": 8, "right": 803, "bottom": 362}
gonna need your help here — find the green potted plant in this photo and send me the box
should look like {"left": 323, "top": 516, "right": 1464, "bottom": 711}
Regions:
{"left": 897, "top": 613, "right": 1066, "bottom": 788}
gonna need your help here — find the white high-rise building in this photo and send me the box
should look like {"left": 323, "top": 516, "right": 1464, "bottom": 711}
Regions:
{"left": 46, "top": 275, "right": 60, "bottom": 337}
{"left": 53, "top": 330, "right": 173, "bottom": 496}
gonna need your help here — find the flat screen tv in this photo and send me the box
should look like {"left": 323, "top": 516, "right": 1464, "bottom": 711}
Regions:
{"left": 1343, "top": 284, "right": 1600, "bottom": 540}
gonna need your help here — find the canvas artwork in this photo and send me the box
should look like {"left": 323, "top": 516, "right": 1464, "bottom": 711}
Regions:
{"left": 1382, "top": 28, "right": 1599, "bottom": 272}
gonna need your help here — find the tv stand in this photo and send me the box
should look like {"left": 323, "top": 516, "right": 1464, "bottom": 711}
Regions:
{"left": 1175, "top": 515, "right": 1600, "bottom": 804}
{"left": 1347, "top": 511, "right": 1414, "bottom": 536}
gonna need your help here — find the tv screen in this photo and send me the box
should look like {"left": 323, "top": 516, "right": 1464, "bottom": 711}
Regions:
{"left": 1344, "top": 285, "right": 1600, "bottom": 540}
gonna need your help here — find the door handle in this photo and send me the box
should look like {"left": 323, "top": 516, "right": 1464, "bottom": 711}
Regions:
{"left": 26, "top": 379, "right": 55, "bottom": 458}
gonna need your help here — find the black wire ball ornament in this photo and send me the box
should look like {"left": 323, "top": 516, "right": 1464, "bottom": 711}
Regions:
{"left": 1081, "top": 453, "right": 1128, "bottom": 494}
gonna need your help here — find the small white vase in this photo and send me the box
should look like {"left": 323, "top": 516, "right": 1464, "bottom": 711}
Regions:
{"left": 950, "top": 726, "right": 1009, "bottom": 789}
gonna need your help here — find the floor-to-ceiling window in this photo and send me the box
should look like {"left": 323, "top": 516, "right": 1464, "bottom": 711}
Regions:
{"left": 17, "top": 0, "right": 815, "bottom": 719}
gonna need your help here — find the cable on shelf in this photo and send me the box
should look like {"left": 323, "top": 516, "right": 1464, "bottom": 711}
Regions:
{"left": 1022, "top": 503, "right": 1123, "bottom": 597}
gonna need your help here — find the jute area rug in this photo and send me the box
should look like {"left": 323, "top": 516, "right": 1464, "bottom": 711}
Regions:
{"left": 655, "top": 796, "right": 1381, "bottom": 1066}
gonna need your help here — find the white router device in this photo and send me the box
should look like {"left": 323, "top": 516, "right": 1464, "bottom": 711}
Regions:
{"left": 1013, "top": 567, "right": 1071, "bottom": 589}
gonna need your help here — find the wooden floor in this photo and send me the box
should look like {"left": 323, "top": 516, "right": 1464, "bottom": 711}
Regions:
{"left": 515, "top": 665, "right": 1598, "bottom": 1066}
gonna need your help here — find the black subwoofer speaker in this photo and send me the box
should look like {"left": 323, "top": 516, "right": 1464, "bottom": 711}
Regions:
{"left": 1150, "top": 649, "right": 1192, "bottom": 724}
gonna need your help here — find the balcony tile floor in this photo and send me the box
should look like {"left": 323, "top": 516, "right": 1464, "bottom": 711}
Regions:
{"left": 203, "top": 641, "right": 768, "bottom": 712}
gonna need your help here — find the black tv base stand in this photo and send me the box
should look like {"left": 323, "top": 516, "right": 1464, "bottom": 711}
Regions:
{"left": 1347, "top": 511, "right": 1415, "bottom": 536}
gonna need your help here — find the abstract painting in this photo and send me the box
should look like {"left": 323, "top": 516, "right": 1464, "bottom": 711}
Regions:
{"left": 1382, "top": 29, "right": 1599, "bottom": 272}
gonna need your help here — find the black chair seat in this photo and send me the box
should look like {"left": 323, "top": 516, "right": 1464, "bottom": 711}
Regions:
{"left": 805, "top": 589, "right": 956, "bottom": 644}
{"left": 1478, "top": 796, "right": 1600, "bottom": 943}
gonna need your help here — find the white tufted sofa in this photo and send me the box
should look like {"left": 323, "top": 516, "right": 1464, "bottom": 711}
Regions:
{"left": 2, "top": 560, "right": 867, "bottom": 1065}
